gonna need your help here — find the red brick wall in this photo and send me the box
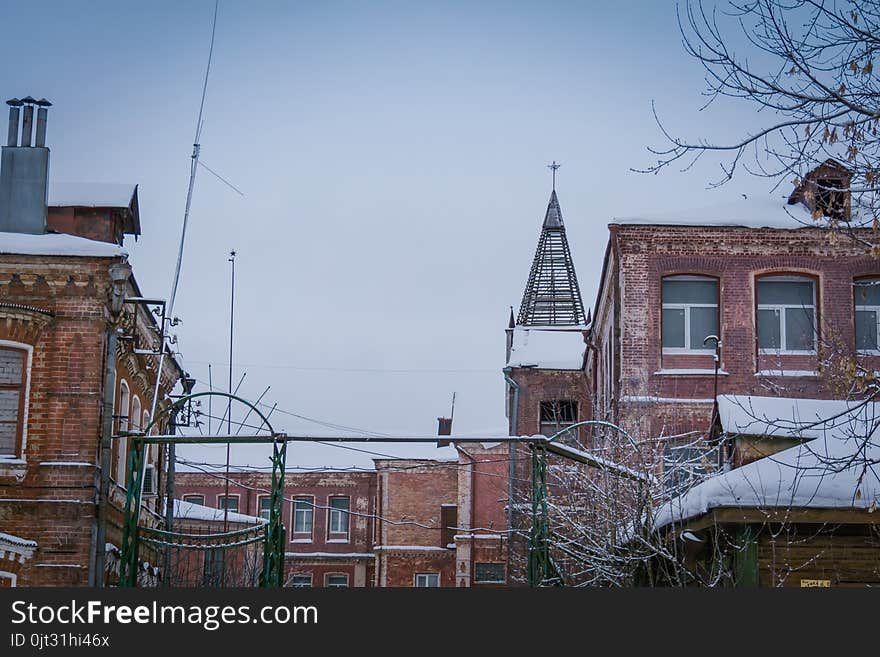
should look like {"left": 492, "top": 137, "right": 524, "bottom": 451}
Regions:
{"left": 593, "top": 225, "right": 880, "bottom": 439}
{"left": 0, "top": 253, "right": 179, "bottom": 586}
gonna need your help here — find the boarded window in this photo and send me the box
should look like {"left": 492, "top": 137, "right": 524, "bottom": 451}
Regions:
{"left": 0, "top": 348, "right": 26, "bottom": 456}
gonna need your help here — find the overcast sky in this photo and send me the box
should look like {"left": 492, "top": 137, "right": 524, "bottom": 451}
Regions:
{"left": 0, "top": 1, "right": 778, "bottom": 468}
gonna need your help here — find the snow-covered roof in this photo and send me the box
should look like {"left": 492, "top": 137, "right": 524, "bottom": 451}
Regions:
{"left": 612, "top": 195, "right": 825, "bottom": 229}
{"left": 173, "top": 499, "right": 266, "bottom": 525}
{"left": 717, "top": 394, "right": 874, "bottom": 440}
{"left": 506, "top": 326, "right": 586, "bottom": 370}
{"left": 654, "top": 395, "right": 880, "bottom": 529}
{"left": 0, "top": 231, "right": 128, "bottom": 258}
{"left": 48, "top": 182, "right": 137, "bottom": 209}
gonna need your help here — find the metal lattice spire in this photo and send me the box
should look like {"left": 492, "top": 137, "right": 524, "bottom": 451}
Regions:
{"left": 517, "top": 177, "right": 587, "bottom": 327}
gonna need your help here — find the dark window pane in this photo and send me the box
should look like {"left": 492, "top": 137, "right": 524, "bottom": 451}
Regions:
{"left": 662, "top": 279, "right": 718, "bottom": 304}
{"left": 757, "top": 308, "right": 781, "bottom": 349}
{"left": 854, "top": 279, "right": 880, "bottom": 307}
{"left": 689, "top": 306, "right": 719, "bottom": 349}
{"left": 474, "top": 563, "right": 506, "bottom": 583}
{"left": 757, "top": 280, "right": 813, "bottom": 305}
{"left": 785, "top": 307, "right": 815, "bottom": 351}
{"left": 856, "top": 310, "right": 878, "bottom": 351}
{"left": 662, "top": 308, "right": 685, "bottom": 348}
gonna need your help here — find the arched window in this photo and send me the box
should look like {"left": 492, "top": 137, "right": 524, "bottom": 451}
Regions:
{"left": 0, "top": 345, "right": 29, "bottom": 458}
{"left": 115, "top": 381, "right": 130, "bottom": 483}
{"left": 131, "top": 397, "right": 141, "bottom": 433}
{"left": 854, "top": 277, "right": 880, "bottom": 353}
{"left": 756, "top": 275, "right": 817, "bottom": 353}
{"left": 661, "top": 275, "right": 719, "bottom": 352}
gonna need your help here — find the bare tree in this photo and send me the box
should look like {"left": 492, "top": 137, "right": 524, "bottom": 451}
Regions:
{"left": 645, "top": 0, "right": 880, "bottom": 238}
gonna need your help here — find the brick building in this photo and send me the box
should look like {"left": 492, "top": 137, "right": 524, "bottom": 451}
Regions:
{"left": 0, "top": 97, "right": 182, "bottom": 587}
{"left": 173, "top": 441, "right": 510, "bottom": 587}
{"left": 175, "top": 470, "right": 376, "bottom": 588}
{"left": 587, "top": 166, "right": 878, "bottom": 464}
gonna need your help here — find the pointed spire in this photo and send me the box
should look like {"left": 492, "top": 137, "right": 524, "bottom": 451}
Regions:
{"left": 517, "top": 175, "right": 586, "bottom": 327}
{"left": 543, "top": 189, "right": 564, "bottom": 228}
{"left": 508, "top": 306, "right": 516, "bottom": 329}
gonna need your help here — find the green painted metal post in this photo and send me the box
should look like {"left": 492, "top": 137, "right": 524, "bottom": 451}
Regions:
{"left": 119, "top": 437, "right": 145, "bottom": 587}
{"left": 734, "top": 525, "right": 759, "bottom": 587}
{"left": 261, "top": 437, "right": 287, "bottom": 587}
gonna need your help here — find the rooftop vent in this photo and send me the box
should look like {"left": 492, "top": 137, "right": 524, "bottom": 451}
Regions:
{"left": 0, "top": 97, "right": 52, "bottom": 234}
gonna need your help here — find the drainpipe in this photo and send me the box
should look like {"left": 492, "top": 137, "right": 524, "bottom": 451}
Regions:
{"left": 502, "top": 367, "right": 519, "bottom": 582}
{"left": 93, "top": 261, "right": 132, "bottom": 587}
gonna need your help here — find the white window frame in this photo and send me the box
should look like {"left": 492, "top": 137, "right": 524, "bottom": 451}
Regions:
{"left": 183, "top": 494, "right": 205, "bottom": 506}
{"left": 756, "top": 276, "right": 818, "bottom": 355}
{"left": 289, "top": 573, "right": 312, "bottom": 588}
{"left": 292, "top": 496, "right": 314, "bottom": 541}
{"left": 414, "top": 572, "right": 440, "bottom": 588}
{"left": 217, "top": 494, "right": 240, "bottom": 513}
{"left": 325, "top": 573, "right": 349, "bottom": 588}
{"left": 115, "top": 380, "right": 130, "bottom": 484}
{"left": 257, "top": 495, "right": 272, "bottom": 521}
{"left": 0, "top": 340, "right": 32, "bottom": 460}
{"left": 661, "top": 275, "right": 719, "bottom": 354}
{"left": 854, "top": 279, "right": 880, "bottom": 355}
{"left": 327, "top": 495, "right": 350, "bottom": 540}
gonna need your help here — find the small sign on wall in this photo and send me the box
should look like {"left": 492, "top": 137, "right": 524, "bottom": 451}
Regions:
{"left": 800, "top": 579, "right": 831, "bottom": 587}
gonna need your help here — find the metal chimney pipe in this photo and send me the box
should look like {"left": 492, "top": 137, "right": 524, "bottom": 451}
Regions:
{"left": 6, "top": 100, "right": 20, "bottom": 147}
{"left": 20, "top": 104, "right": 33, "bottom": 147}
{"left": 35, "top": 107, "right": 47, "bottom": 147}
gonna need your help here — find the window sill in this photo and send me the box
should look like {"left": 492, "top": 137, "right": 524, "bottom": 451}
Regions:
{"left": 755, "top": 370, "right": 818, "bottom": 378}
{"left": 654, "top": 369, "right": 729, "bottom": 376}
{"left": 757, "top": 349, "right": 817, "bottom": 356}
{"left": 0, "top": 459, "right": 26, "bottom": 480}
{"left": 857, "top": 351, "right": 880, "bottom": 357}
{"left": 661, "top": 349, "right": 717, "bottom": 356}
{"left": 326, "top": 538, "right": 350, "bottom": 543}
{"left": 291, "top": 537, "right": 313, "bottom": 544}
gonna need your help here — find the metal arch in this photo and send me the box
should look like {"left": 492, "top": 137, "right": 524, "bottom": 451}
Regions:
{"left": 118, "top": 391, "right": 286, "bottom": 588}
{"left": 528, "top": 418, "right": 639, "bottom": 587}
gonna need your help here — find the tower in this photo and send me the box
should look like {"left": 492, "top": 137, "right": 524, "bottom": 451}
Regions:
{"left": 516, "top": 164, "right": 587, "bottom": 327}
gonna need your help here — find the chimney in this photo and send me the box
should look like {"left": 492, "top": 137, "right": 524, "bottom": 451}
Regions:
{"left": 0, "top": 96, "right": 51, "bottom": 234}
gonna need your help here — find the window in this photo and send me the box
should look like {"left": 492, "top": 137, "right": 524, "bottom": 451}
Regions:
{"left": 539, "top": 400, "right": 578, "bottom": 442}
{"left": 217, "top": 495, "right": 239, "bottom": 513}
{"left": 258, "top": 496, "right": 272, "bottom": 521}
{"left": 115, "top": 381, "right": 130, "bottom": 483}
{"left": 815, "top": 177, "right": 847, "bottom": 219}
{"left": 757, "top": 276, "right": 817, "bottom": 353}
{"left": 289, "top": 573, "right": 312, "bottom": 588}
{"left": 414, "top": 573, "right": 440, "bottom": 587}
{"left": 328, "top": 497, "right": 350, "bottom": 537}
{"left": 203, "top": 549, "right": 224, "bottom": 586}
{"left": 661, "top": 276, "right": 719, "bottom": 352}
{"left": 0, "top": 346, "right": 27, "bottom": 457}
{"left": 142, "top": 464, "right": 157, "bottom": 496}
{"left": 854, "top": 278, "right": 880, "bottom": 353}
{"left": 325, "top": 574, "right": 349, "bottom": 588}
{"left": 440, "top": 505, "right": 457, "bottom": 548}
{"left": 474, "top": 563, "right": 506, "bottom": 583}
{"left": 131, "top": 397, "right": 141, "bottom": 433}
{"left": 293, "top": 497, "right": 314, "bottom": 537}
{"left": 183, "top": 494, "right": 205, "bottom": 506}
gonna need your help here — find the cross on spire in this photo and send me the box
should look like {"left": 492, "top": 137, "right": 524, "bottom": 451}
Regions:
{"left": 547, "top": 161, "right": 561, "bottom": 191}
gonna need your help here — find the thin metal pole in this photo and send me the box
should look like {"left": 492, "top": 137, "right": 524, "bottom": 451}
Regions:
{"left": 223, "top": 251, "right": 236, "bottom": 537}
